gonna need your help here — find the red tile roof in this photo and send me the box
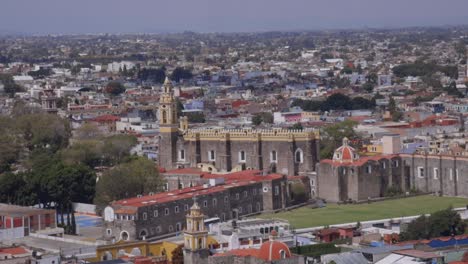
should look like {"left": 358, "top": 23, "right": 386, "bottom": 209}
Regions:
{"left": 0, "top": 247, "right": 29, "bottom": 255}
{"left": 90, "top": 114, "right": 120, "bottom": 122}
{"left": 321, "top": 154, "right": 398, "bottom": 167}
{"left": 113, "top": 170, "right": 283, "bottom": 208}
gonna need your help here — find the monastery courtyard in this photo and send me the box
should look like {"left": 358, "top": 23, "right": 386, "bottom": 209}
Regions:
{"left": 259, "top": 195, "right": 468, "bottom": 229}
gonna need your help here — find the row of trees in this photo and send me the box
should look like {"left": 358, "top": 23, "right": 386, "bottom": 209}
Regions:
{"left": 0, "top": 74, "right": 23, "bottom": 97}
{"left": 291, "top": 93, "right": 376, "bottom": 112}
{"left": 400, "top": 207, "right": 466, "bottom": 241}
{"left": 252, "top": 112, "right": 274, "bottom": 126}
{"left": 392, "top": 61, "right": 458, "bottom": 79}
{"left": 0, "top": 103, "right": 166, "bottom": 234}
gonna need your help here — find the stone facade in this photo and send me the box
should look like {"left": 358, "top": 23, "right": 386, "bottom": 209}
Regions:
{"left": 401, "top": 154, "right": 468, "bottom": 197}
{"left": 316, "top": 138, "right": 406, "bottom": 203}
{"left": 317, "top": 156, "right": 406, "bottom": 203}
{"left": 316, "top": 139, "right": 468, "bottom": 203}
{"left": 157, "top": 77, "right": 320, "bottom": 176}
{"left": 103, "top": 173, "right": 290, "bottom": 241}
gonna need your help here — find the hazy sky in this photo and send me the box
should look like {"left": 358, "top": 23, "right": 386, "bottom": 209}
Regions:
{"left": 1, "top": 0, "right": 468, "bottom": 34}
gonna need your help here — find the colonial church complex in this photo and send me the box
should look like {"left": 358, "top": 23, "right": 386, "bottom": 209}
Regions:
{"left": 98, "top": 79, "right": 468, "bottom": 264}
{"left": 158, "top": 77, "right": 320, "bottom": 176}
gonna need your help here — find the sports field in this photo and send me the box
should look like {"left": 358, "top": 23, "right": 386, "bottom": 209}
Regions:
{"left": 259, "top": 195, "right": 468, "bottom": 229}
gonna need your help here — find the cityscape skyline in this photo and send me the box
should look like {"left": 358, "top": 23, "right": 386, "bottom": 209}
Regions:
{"left": 1, "top": 0, "right": 468, "bottom": 34}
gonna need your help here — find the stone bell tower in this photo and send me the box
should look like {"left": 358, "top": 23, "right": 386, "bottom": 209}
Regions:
{"left": 183, "top": 201, "right": 210, "bottom": 264}
{"left": 158, "top": 77, "right": 179, "bottom": 170}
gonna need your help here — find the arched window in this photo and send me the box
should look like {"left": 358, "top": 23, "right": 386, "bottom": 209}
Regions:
{"left": 120, "top": 231, "right": 129, "bottom": 241}
{"left": 179, "top": 150, "right": 185, "bottom": 161}
{"left": 162, "top": 110, "right": 167, "bottom": 123}
{"left": 280, "top": 250, "right": 286, "bottom": 259}
{"left": 198, "top": 238, "right": 203, "bottom": 249}
{"left": 295, "top": 149, "right": 303, "bottom": 163}
{"left": 139, "top": 230, "right": 147, "bottom": 239}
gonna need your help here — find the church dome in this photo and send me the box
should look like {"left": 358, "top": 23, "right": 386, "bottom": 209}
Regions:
{"left": 258, "top": 240, "right": 291, "bottom": 261}
{"left": 333, "top": 137, "right": 359, "bottom": 163}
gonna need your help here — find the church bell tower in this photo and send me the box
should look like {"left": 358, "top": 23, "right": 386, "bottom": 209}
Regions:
{"left": 158, "top": 77, "right": 179, "bottom": 170}
{"left": 183, "top": 201, "right": 210, "bottom": 264}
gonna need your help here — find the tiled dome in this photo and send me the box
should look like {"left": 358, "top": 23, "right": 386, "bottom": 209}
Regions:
{"left": 333, "top": 137, "right": 359, "bottom": 163}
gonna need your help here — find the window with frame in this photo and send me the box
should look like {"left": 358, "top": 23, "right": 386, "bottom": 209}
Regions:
{"left": 154, "top": 210, "right": 158, "bottom": 217}
{"left": 239, "top": 151, "right": 246, "bottom": 163}
{"left": 243, "top": 190, "right": 248, "bottom": 197}
{"left": 169, "top": 225, "right": 173, "bottom": 232}
{"left": 433, "top": 168, "right": 439, "bottom": 180}
{"left": 274, "top": 186, "right": 280, "bottom": 196}
{"left": 212, "top": 198, "right": 217, "bottom": 207}
{"left": 295, "top": 149, "right": 303, "bottom": 163}
{"left": 142, "top": 212, "right": 147, "bottom": 220}
{"left": 224, "top": 196, "right": 229, "bottom": 203}
{"left": 179, "top": 149, "right": 185, "bottom": 161}
{"left": 176, "top": 222, "right": 182, "bottom": 232}
{"left": 271, "top": 151, "right": 277, "bottom": 163}
{"left": 236, "top": 193, "right": 240, "bottom": 200}
{"left": 417, "top": 167, "right": 425, "bottom": 178}
{"left": 208, "top": 150, "right": 216, "bottom": 161}
{"left": 393, "top": 160, "right": 399, "bottom": 167}
{"left": 238, "top": 207, "right": 243, "bottom": 213}
{"left": 165, "top": 208, "right": 169, "bottom": 216}
{"left": 156, "top": 226, "right": 162, "bottom": 233}
{"left": 184, "top": 204, "right": 189, "bottom": 211}
{"left": 203, "top": 200, "right": 208, "bottom": 207}
{"left": 455, "top": 169, "right": 459, "bottom": 181}
{"left": 366, "top": 165, "right": 372, "bottom": 174}
{"left": 175, "top": 206, "right": 179, "bottom": 213}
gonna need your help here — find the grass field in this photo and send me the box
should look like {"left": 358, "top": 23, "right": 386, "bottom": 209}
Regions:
{"left": 259, "top": 195, "right": 468, "bottom": 229}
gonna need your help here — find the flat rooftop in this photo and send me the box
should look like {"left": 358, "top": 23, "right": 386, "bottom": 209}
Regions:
{"left": 0, "top": 204, "right": 55, "bottom": 217}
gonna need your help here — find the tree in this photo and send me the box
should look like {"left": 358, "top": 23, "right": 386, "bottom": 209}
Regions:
{"left": 137, "top": 67, "right": 166, "bottom": 83}
{"left": 400, "top": 207, "right": 466, "bottom": 241}
{"left": 320, "top": 120, "right": 359, "bottom": 159}
{"left": 362, "top": 82, "right": 374, "bottom": 93}
{"left": 175, "top": 98, "right": 184, "bottom": 117}
{"left": 351, "top": 97, "right": 376, "bottom": 110}
{"left": 102, "top": 135, "right": 138, "bottom": 165}
{"left": 171, "top": 245, "right": 184, "bottom": 264}
{"left": 252, "top": 112, "right": 274, "bottom": 126}
{"left": 320, "top": 93, "right": 353, "bottom": 111}
{"left": 94, "top": 157, "right": 165, "bottom": 210}
{"left": 388, "top": 96, "right": 403, "bottom": 122}
{"left": 104, "top": 81, "right": 126, "bottom": 95}
{"left": 16, "top": 113, "right": 71, "bottom": 151}
{"left": 0, "top": 74, "right": 23, "bottom": 96}
{"left": 171, "top": 67, "right": 193, "bottom": 82}
{"left": 0, "top": 117, "right": 21, "bottom": 173}
{"left": 252, "top": 114, "right": 262, "bottom": 126}
{"left": 186, "top": 112, "right": 206, "bottom": 123}
{"left": 289, "top": 123, "right": 303, "bottom": 130}
{"left": 290, "top": 182, "right": 308, "bottom": 204}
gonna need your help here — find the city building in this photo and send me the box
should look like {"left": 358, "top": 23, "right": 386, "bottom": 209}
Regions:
{"left": 0, "top": 204, "right": 59, "bottom": 240}
{"left": 102, "top": 170, "right": 294, "bottom": 241}
{"left": 316, "top": 138, "right": 405, "bottom": 203}
{"left": 158, "top": 77, "right": 320, "bottom": 176}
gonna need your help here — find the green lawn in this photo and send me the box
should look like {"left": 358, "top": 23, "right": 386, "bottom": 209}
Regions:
{"left": 259, "top": 195, "right": 468, "bottom": 229}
